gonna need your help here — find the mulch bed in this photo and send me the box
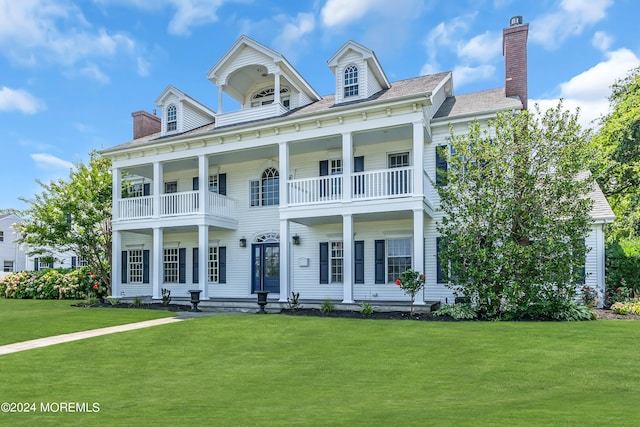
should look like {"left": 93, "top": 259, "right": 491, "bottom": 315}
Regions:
{"left": 72, "top": 302, "right": 640, "bottom": 321}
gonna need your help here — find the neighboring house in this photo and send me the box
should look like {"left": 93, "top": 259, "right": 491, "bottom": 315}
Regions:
{"left": 0, "top": 213, "right": 27, "bottom": 279}
{"left": 102, "top": 17, "right": 615, "bottom": 306}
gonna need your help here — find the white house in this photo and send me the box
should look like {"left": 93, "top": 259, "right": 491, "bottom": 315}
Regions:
{"left": 102, "top": 17, "right": 614, "bottom": 307}
{"left": 0, "top": 213, "right": 27, "bottom": 278}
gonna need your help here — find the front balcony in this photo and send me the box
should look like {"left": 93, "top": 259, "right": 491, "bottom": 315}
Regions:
{"left": 116, "top": 191, "right": 235, "bottom": 221}
{"left": 287, "top": 166, "right": 436, "bottom": 210}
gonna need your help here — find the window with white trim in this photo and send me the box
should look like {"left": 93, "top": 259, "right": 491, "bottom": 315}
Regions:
{"left": 251, "top": 87, "right": 290, "bottom": 109}
{"left": 387, "top": 238, "right": 412, "bottom": 283}
{"left": 344, "top": 65, "right": 359, "bottom": 98}
{"left": 250, "top": 168, "right": 279, "bottom": 206}
{"left": 331, "top": 241, "right": 344, "bottom": 283}
{"left": 209, "top": 175, "right": 219, "bottom": 193}
{"left": 164, "top": 181, "right": 178, "bottom": 194}
{"left": 3, "top": 260, "right": 14, "bottom": 272}
{"left": 208, "top": 246, "right": 219, "bottom": 283}
{"left": 128, "top": 250, "right": 143, "bottom": 284}
{"left": 167, "top": 105, "right": 177, "bottom": 131}
{"left": 163, "top": 248, "right": 179, "bottom": 283}
{"left": 0, "top": 231, "right": 4, "bottom": 242}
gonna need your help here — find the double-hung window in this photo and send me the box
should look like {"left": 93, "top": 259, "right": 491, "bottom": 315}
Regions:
{"left": 330, "top": 241, "right": 344, "bottom": 283}
{"left": 344, "top": 65, "right": 359, "bottom": 97}
{"left": 208, "top": 246, "right": 219, "bottom": 283}
{"left": 387, "top": 238, "right": 412, "bottom": 283}
{"left": 163, "top": 248, "right": 179, "bottom": 283}
{"left": 128, "top": 250, "right": 144, "bottom": 284}
{"left": 167, "top": 105, "right": 177, "bottom": 131}
{"left": 250, "top": 168, "right": 279, "bottom": 207}
{"left": 3, "top": 261, "right": 14, "bottom": 272}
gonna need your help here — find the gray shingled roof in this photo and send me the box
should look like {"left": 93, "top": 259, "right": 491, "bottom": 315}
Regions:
{"left": 103, "top": 72, "right": 451, "bottom": 153}
{"left": 433, "top": 87, "right": 522, "bottom": 120}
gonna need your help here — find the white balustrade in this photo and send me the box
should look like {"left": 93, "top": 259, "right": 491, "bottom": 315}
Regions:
{"left": 351, "top": 166, "right": 413, "bottom": 200}
{"left": 288, "top": 175, "right": 343, "bottom": 205}
{"left": 118, "top": 196, "right": 153, "bottom": 219}
{"left": 160, "top": 191, "right": 199, "bottom": 216}
{"left": 208, "top": 191, "right": 235, "bottom": 218}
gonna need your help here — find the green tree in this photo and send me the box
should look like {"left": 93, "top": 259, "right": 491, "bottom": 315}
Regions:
{"left": 437, "top": 103, "right": 594, "bottom": 319}
{"left": 591, "top": 66, "right": 640, "bottom": 240}
{"left": 15, "top": 151, "right": 112, "bottom": 293}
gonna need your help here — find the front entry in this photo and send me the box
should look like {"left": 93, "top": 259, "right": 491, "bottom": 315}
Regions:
{"left": 252, "top": 243, "right": 280, "bottom": 293}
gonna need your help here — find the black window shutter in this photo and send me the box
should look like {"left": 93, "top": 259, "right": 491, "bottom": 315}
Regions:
{"left": 374, "top": 240, "right": 385, "bottom": 284}
{"left": 34, "top": 257, "right": 39, "bottom": 271}
{"left": 192, "top": 176, "right": 199, "bottom": 191}
{"left": 179, "top": 248, "right": 186, "bottom": 284}
{"left": 143, "top": 183, "right": 151, "bottom": 196}
{"left": 436, "top": 145, "right": 448, "bottom": 186}
{"left": 319, "top": 242, "right": 329, "bottom": 284}
{"left": 143, "top": 250, "right": 150, "bottom": 284}
{"left": 354, "top": 240, "right": 365, "bottom": 284}
{"left": 71, "top": 256, "right": 77, "bottom": 269}
{"left": 578, "top": 238, "right": 586, "bottom": 285}
{"left": 436, "top": 237, "right": 445, "bottom": 283}
{"left": 121, "top": 251, "right": 128, "bottom": 284}
{"left": 193, "top": 248, "right": 199, "bottom": 284}
{"left": 219, "top": 246, "right": 227, "bottom": 283}
{"left": 219, "top": 173, "right": 227, "bottom": 196}
{"left": 319, "top": 161, "right": 329, "bottom": 198}
{"left": 354, "top": 156, "right": 365, "bottom": 195}
{"left": 354, "top": 156, "right": 364, "bottom": 172}
{"left": 49, "top": 261, "right": 54, "bottom": 268}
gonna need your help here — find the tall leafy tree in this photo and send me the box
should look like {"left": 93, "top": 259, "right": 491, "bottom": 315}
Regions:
{"left": 15, "top": 151, "right": 112, "bottom": 292}
{"left": 437, "top": 103, "right": 594, "bottom": 319}
{"left": 591, "top": 66, "right": 640, "bottom": 240}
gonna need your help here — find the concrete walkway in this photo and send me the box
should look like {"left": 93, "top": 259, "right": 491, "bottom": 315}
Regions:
{"left": 0, "top": 317, "right": 182, "bottom": 356}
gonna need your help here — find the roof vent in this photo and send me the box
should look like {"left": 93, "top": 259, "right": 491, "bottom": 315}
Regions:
{"left": 510, "top": 16, "right": 523, "bottom": 26}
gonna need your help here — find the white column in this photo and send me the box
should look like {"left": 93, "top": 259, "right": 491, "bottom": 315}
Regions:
{"left": 152, "top": 227, "right": 163, "bottom": 300}
{"left": 274, "top": 69, "right": 281, "bottom": 104}
{"left": 199, "top": 225, "right": 208, "bottom": 299}
{"left": 413, "top": 208, "right": 426, "bottom": 305}
{"left": 279, "top": 142, "right": 289, "bottom": 207}
{"left": 217, "top": 84, "right": 223, "bottom": 114}
{"left": 279, "top": 219, "right": 290, "bottom": 302}
{"left": 413, "top": 121, "right": 425, "bottom": 196}
{"left": 198, "top": 155, "right": 209, "bottom": 214}
{"left": 342, "top": 132, "right": 353, "bottom": 203}
{"left": 153, "top": 161, "right": 163, "bottom": 218}
{"left": 112, "top": 230, "right": 122, "bottom": 297}
{"left": 112, "top": 166, "right": 121, "bottom": 220}
{"left": 342, "top": 214, "right": 354, "bottom": 303}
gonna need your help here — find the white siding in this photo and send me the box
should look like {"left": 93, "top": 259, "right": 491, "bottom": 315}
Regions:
{"left": 182, "top": 104, "right": 213, "bottom": 132}
{"left": 217, "top": 46, "right": 273, "bottom": 86}
{"left": 366, "top": 63, "right": 383, "bottom": 97}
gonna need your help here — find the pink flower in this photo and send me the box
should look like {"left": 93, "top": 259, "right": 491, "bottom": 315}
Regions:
{"left": 421, "top": 274, "right": 426, "bottom": 280}
{"left": 93, "top": 283, "right": 99, "bottom": 290}
{"left": 396, "top": 279, "right": 401, "bottom": 286}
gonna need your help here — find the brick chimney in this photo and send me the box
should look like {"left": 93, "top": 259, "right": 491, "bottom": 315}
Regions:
{"left": 503, "top": 16, "right": 529, "bottom": 110}
{"left": 131, "top": 110, "right": 161, "bottom": 139}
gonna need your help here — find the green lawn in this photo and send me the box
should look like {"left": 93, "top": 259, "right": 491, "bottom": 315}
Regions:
{"left": 1, "top": 312, "right": 640, "bottom": 426}
{"left": 0, "top": 299, "right": 175, "bottom": 345}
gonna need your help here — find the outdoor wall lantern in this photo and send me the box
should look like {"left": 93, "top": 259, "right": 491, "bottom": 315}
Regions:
{"left": 292, "top": 234, "right": 300, "bottom": 245}
{"left": 239, "top": 237, "right": 247, "bottom": 248}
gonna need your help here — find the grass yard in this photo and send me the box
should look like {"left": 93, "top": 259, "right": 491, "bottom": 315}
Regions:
{"left": 0, "top": 299, "right": 175, "bottom": 345}
{"left": 1, "top": 312, "right": 640, "bottom": 426}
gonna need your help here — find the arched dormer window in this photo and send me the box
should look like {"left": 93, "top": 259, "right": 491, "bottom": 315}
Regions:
{"left": 251, "top": 87, "right": 290, "bottom": 109}
{"left": 250, "top": 167, "right": 279, "bottom": 206}
{"left": 166, "top": 105, "right": 177, "bottom": 132}
{"left": 344, "top": 65, "right": 359, "bottom": 98}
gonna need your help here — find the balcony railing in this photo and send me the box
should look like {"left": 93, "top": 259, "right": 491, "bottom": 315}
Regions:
{"left": 116, "top": 191, "right": 235, "bottom": 221}
{"left": 287, "top": 166, "right": 416, "bottom": 205}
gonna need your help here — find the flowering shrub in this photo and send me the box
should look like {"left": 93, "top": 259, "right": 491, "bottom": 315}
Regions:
{"left": 580, "top": 285, "right": 598, "bottom": 308}
{"left": 0, "top": 267, "right": 105, "bottom": 300}
{"left": 606, "top": 278, "right": 635, "bottom": 306}
{"left": 395, "top": 269, "right": 426, "bottom": 315}
{"left": 611, "top": 301, "right": 640, "bottom": 315}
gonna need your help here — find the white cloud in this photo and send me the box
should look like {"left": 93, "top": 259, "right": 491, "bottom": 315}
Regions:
{"left": 452, "top": 64, "right": 496, "bottom": 87}
{"left": 592, "top": 31, "right": 613, "bottom": 52}
{"left": 0, "top": 87, "right": 46, "bottom": 114}
{"left": 273, "top": 13, "right": 315, "bottom": 58}
{"left": 530, "top": 0, "right": 613, "bottom": 49}
{"left": 166, "top": 0, "right": 226, "bottom": 36}
{"left": 79, "top": 64, "right": 110, "bottom": 84}
{"left": 0, "top": 0, "right": 148, "bottom": 83}
{"left": 31, "top": 153, "right": 74, "bottom": 171}
{"left": 530, "top": 48, "right": 640, "bottom": 129}
{"left": 321, "top": 0, "right": 385, "bottom": 28}
{"left": 457, "top": 31, "right": 502, "bottom": 62}
{"left": 137, "top": 56, "right": 151, "bottom": 77}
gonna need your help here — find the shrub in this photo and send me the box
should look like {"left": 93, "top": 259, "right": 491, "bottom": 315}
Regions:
{"left": 434, "top": 303, "right": 478, "bottom": 320}
{"left": 161, "top": 288, "right": 171, "bottom": 306}
{"left": 580, "top": 285, "right": 598, "bottom": 308}
{"left": 359, "top": 301, "right": 374, "bottom": 315}
{"left": 0, "top": 268, "right": 98, "bottom": 300}
{"left": 395, "top": 269, "right": 426, "bottom": 315}
{"left": 611, "top": 301, "right": 640, "bottom": 315}
{"left": 606, "top": 239, "right": 640, "bottom": 300}
{"left": 320, "top": 300, "right": 335, "bottom": 313}
{"left": 287, "top": 291, "right": 302, "bottom": 311}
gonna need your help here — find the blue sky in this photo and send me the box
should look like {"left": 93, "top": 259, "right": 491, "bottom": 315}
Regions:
{"left": 1, "top": 0, "right": 639, "bottom": 210}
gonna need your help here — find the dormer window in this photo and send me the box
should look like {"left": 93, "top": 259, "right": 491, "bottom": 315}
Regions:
{"left": 344, "top": 65, "right": 359, "bottom": 98}
{"left": 251, "top": 87, "right": 290, "bottom": 109}
{"left": 167, "top": 104, "right": 177, "bottom": 131}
